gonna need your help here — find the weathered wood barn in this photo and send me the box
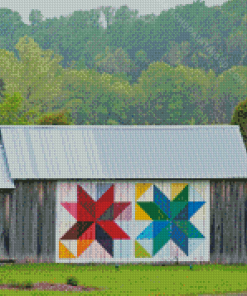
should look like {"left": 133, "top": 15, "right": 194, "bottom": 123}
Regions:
{"left": 0, "top": 125, "right": 246, "bottom": 265}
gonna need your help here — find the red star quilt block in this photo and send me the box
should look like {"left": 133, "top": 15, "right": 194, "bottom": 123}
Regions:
{"left": 59, "top": 184, "right": 131, "bottom": 258}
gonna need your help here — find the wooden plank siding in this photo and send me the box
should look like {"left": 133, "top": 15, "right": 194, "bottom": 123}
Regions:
{"left": 7, "top": 181, "right": 57, "bottom": 263}
{"left": 0, "top": 180, "right": 247, "bottom": 264}
{"left": 210, "top": 181, "right": 247, "bottom": 265}
{"left": 0, "top": 191, "right": 9, "bottom": 259}
{"left": 9, "top": 185, "right": 16, "bottom": 261}
{"left": 29, "top": 182, "right": 38, "bottom": 263}
{"left": 0, "top": 193, "right": 5, "bottom": 259}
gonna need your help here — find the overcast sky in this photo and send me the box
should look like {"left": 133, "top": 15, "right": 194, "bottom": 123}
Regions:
{"left": 1, "top": 0, "right": 228, "bottom": 26}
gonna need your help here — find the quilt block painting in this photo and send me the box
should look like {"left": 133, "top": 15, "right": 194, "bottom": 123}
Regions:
{"left": 56, "top": 181, "right": 210, "bottom": 263}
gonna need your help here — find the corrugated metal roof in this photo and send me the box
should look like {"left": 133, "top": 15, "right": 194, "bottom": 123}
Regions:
{"left": 0, "top": 125, "right": 247, "bottom": 180}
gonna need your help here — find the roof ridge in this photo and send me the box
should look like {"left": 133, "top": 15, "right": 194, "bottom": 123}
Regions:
{"left": 0, "top": 125, "right": 238, "bottom": 129}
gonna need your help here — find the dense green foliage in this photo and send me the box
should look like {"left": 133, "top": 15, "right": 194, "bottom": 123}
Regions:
{"left": 0, "top": 0, "right": 246, "bottom": 133}
{"left": 0, "top": 92, "right": 34, "bottom": 125}
{"left": 231, "top": 97, "right": 247, "bottom": 145}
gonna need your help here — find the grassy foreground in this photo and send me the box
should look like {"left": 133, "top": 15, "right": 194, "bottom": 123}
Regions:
{"left": 0, "top": 263, "right": 246, "bottom": 295}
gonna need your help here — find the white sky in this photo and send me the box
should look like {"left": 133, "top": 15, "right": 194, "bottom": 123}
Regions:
{"left": 1, "top": 0, "right": 228, "bottom": 26}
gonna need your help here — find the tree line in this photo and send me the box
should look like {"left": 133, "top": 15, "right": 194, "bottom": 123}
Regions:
{"left": 0, "top": 0, "right": 246, "bottom": 143}
{"left": 0, "top": 35, "right": 245, "bottom": 126}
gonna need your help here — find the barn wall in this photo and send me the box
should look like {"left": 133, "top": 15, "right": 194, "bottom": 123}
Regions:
{"left": 8, "top": 181, "right": 56, "bottom": 263}
{"left": 210, "top": 180, "right": 247, "bottom": 265}
{"left": 56, "top": 181, "right": 210, "bottom": 264}
{"left": 1, "top": 179, "right": 247, "bottom": 265}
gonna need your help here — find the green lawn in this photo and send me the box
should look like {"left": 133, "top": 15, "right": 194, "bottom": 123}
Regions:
{"left": 0, "top": 263, "right": 246, "bottom": 295}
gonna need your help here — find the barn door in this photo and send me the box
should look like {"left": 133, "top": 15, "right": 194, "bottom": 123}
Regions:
{"left": 56, "top": 181, "right": 210, "bottom": 263}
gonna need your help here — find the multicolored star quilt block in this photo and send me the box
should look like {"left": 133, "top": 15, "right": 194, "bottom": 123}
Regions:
{"left": 135, "top": 182, "right": 207, "bottom": 258}
{"left": 59, "top": 183, "right": 131, "bottom": 259}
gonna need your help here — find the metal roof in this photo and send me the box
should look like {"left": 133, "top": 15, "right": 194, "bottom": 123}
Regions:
{"left": 0, "top": 125, "right": 247, "bottom": 181}
{"left": 0, "top": 144, "right": 15, "bottom": 188}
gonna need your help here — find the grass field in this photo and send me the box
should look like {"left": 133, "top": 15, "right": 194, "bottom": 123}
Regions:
{"left": 0, "top": 263, "right": 246, "bottom": 295}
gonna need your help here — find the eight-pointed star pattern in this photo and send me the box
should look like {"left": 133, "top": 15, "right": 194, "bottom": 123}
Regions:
{"left": 136, "top": 183, "right": 205, "bottom": 257}
{"left": 60, "top": 185, "right": 131, "bottom": 258}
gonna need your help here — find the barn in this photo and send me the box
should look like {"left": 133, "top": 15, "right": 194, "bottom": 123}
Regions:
{"left": 0, "top": 124, "right": 247, "bottom": 265}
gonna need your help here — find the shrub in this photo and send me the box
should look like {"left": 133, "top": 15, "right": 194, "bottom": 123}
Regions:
{"left": 22, "top": 280, "right": 34, "bottom": 288}
{"left": 9, "top": 279, "right": 34, "bottom": 289}
{"left": 66, "top": 276, "right": 78, "bottom": 286}
{"left": 35, "top": 108, "right": 74, "bottom": 125}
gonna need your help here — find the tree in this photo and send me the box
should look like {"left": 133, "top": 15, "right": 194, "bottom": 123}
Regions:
{"left": 0, "top": 92, "right": 35, "bottom": 125}
{"left": 34, "top": 108, "right": 75, "bottom": 125}
{"left": 95, "top": 47, "right": 137, "bottom": 74}
{"left": 0, "top": 36, "right": 65, "bottom": 118}
{"left": 221, "top": 0, "right": 247, "bottom": 18}
{"left": 135, "top": 50, "right": 149, "bottom": 68}
{"left": 29, "top": 9, "right": 43, "bottom": 27}
{"left": 132, "top": 62, "right": 210, "bottom": 125}
{"left": 207, "top": 66, "right": 247, "bottom": 124}
{"left": 0, "top": 8, "right": 24, "bottom": 38}
{"left": 59, "top": 66, "right": 134, "bottom": 125}
{"left": 68, "top": 10, "right": 90, "bottom": 28}
{"left": 139, "top": 13, "right": 156, "bottom": 23}
{"left": 113, "top": 6, "right": 138, "bottom": 24}
{"left": 0, "top": 91, "right": 75, "bottom": 125}
{"left": 227, "top": 28, "right": 247, "bottom": 66}
{"left": 0, "top": 8, "right": 28, "bottom": 54}
{"left": 100, "top": 6, "right": 116, "bottom": 28}
{"left": 69, "top": 57, "right": 87, "bottom": 71}
{"left": 161, "top": 41, "right": 191, "bottom": 67}
{"left": 88, "top": 9, "right": 101, "bottom": 28}
{"left": 82, "top": 38, "right": 110, "bottom": 69}
{"left": 231, "top": 98, "right": 247, "bottom": 146}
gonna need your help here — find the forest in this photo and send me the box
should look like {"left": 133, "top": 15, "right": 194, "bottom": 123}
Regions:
{"left": 0, "top": 0, "right": 247, "bottom": 141}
